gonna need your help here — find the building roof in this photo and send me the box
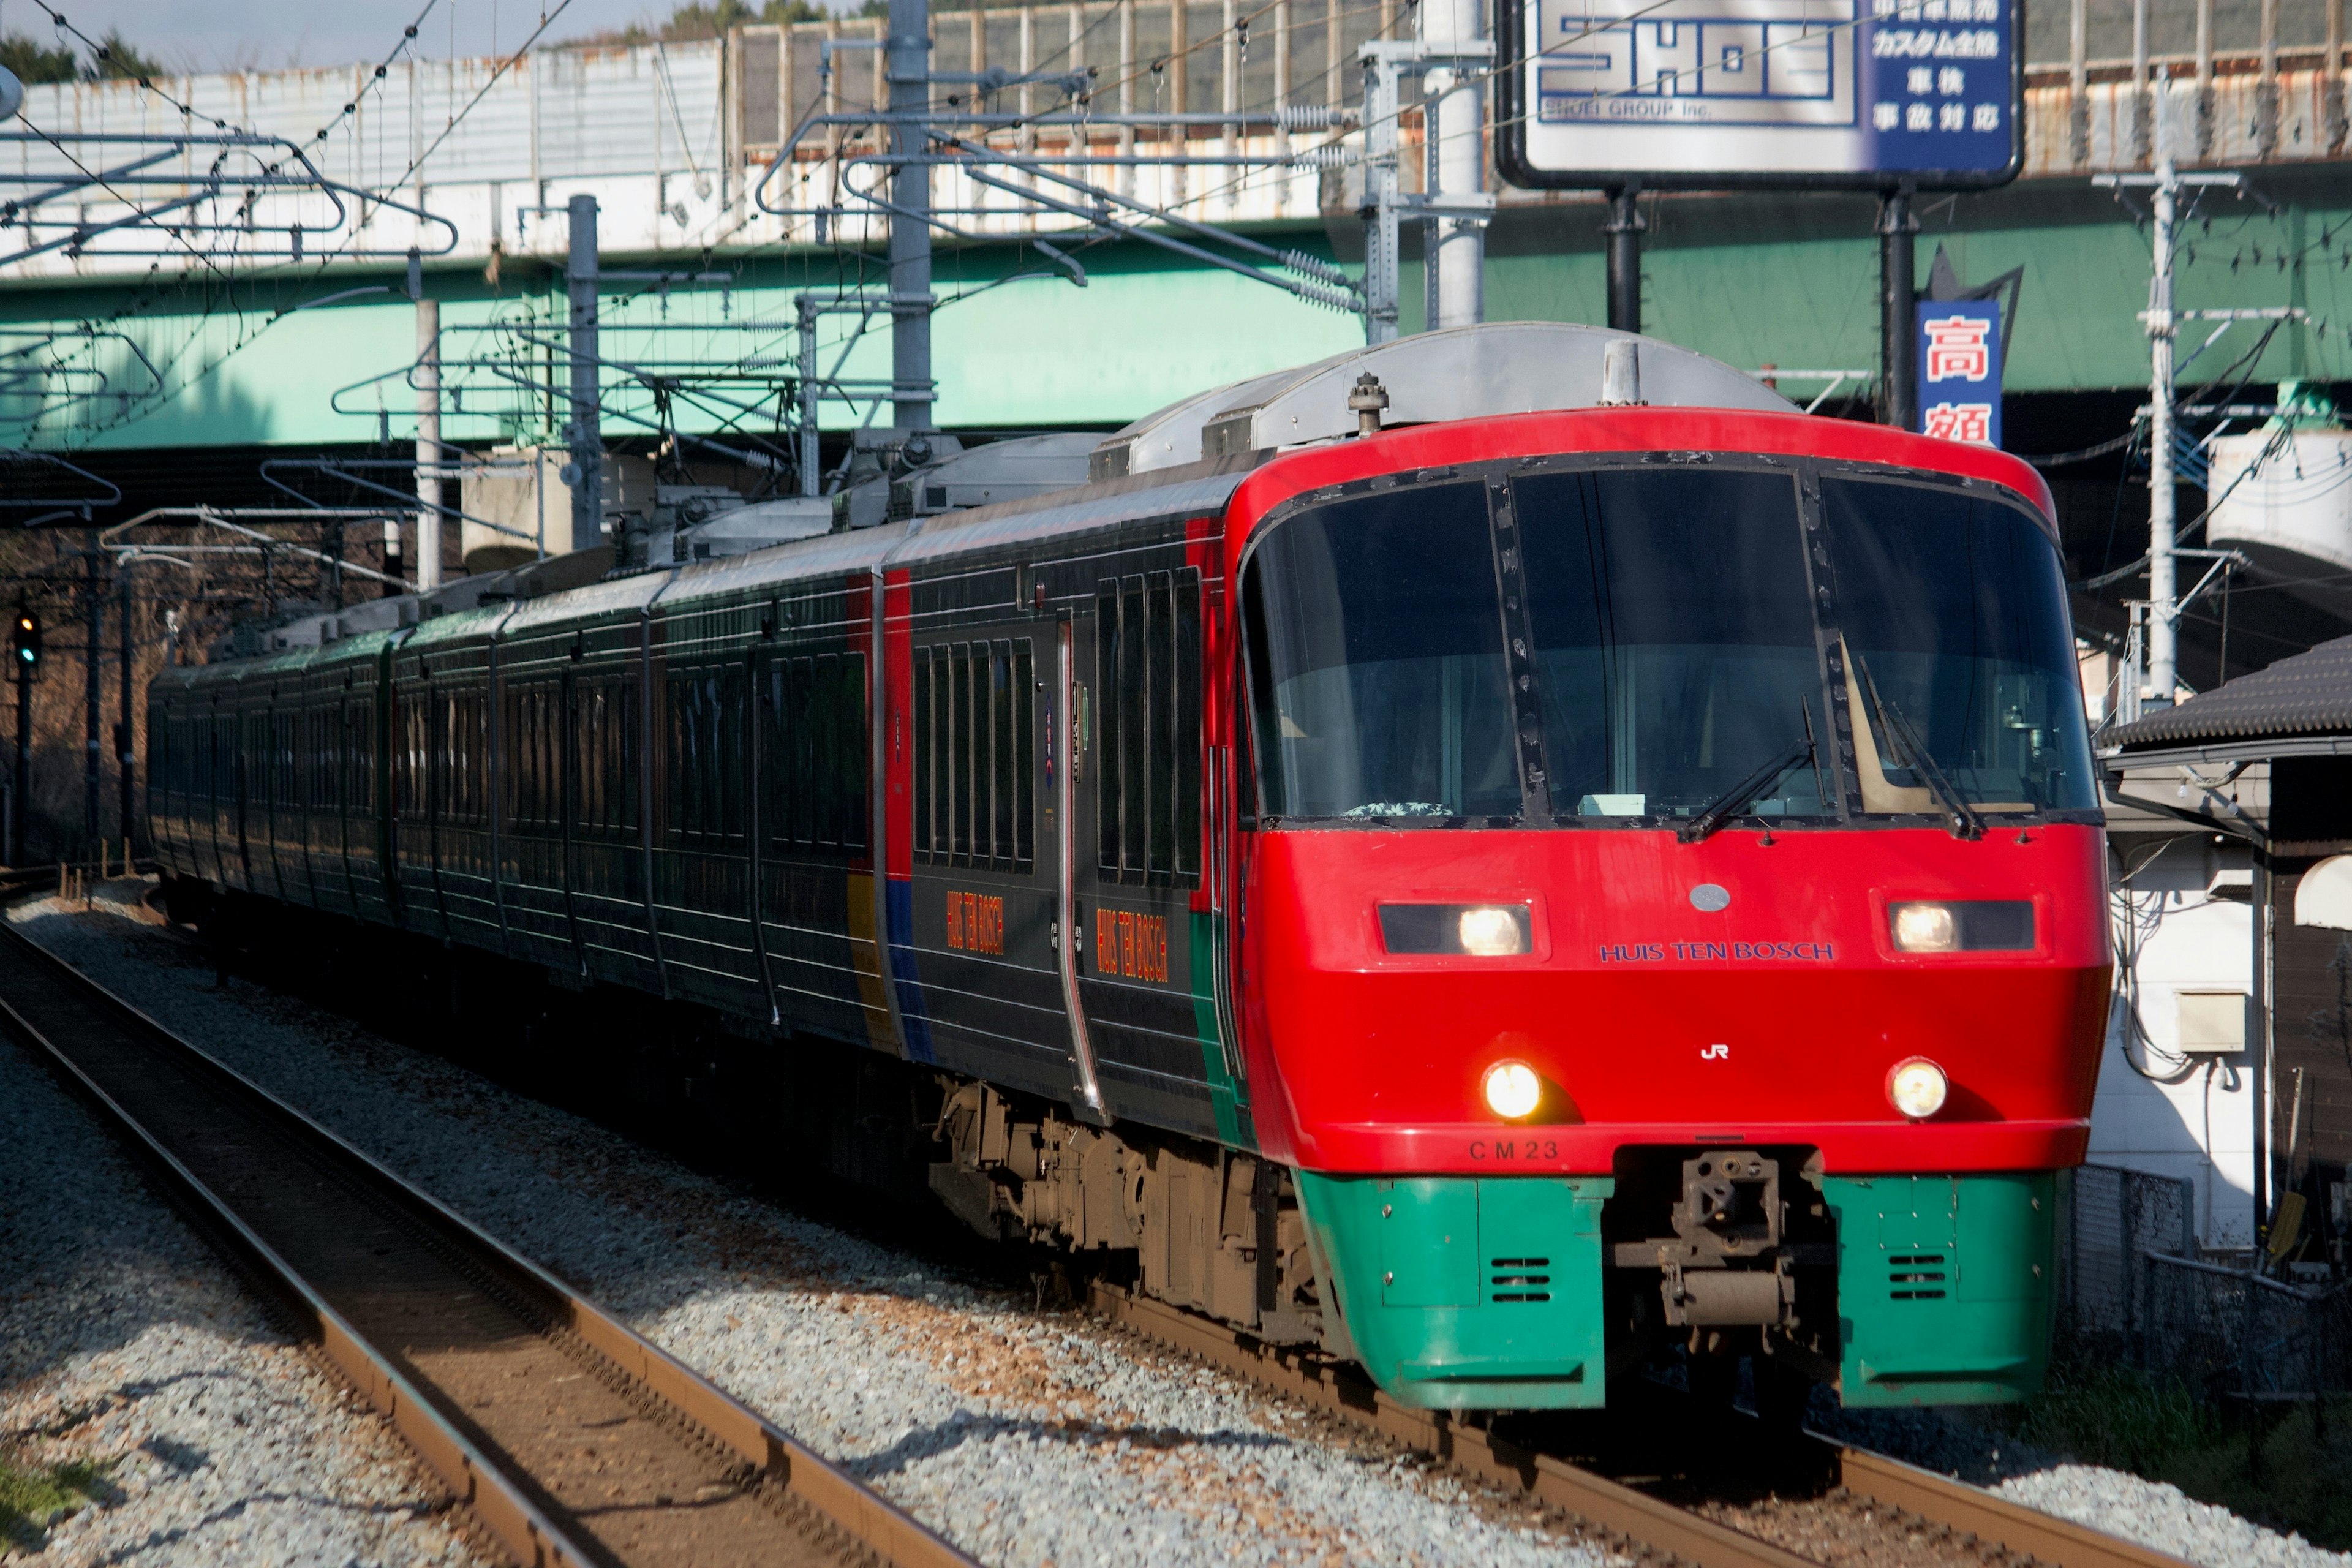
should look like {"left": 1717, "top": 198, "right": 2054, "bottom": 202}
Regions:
{"left": 2109, "top": 634, "right": 2352, "bottom": 750}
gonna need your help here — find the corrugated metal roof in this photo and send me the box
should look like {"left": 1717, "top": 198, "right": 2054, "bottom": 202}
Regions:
{"left": 2109, "top": 633, "right": 2352, "bottom": 750}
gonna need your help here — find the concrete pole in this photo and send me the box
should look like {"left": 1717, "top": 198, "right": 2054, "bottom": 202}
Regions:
{"left": 83, "top": 537, "right": 99, "bottom": 851}
{"left": 2147, "top": 154, "right": 2180, "bottom": 708}
{"left": 415, "top": 295, "right": 443, "bottom": 590}
{"left": 568, "top": 194, "right": 604, "bottom": 553}
{"left": 1423, "top": 0, "right": 1484, "bottom": 330}
{"left": 888, "top": 0, "right": 933, "bottom": 430}
{"left": 116, "top": 568, "right": 132, "bottom": 847}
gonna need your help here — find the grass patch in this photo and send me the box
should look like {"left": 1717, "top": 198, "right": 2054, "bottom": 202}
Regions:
{"left": 1998, "top": 1361, "right": 2352, "bottom": 1549}
{"left": 0, "top": 1454, "right": 109, "bottom": 1549}
{"left": 2006, "top": 1362, "right": 2220, "bottom": 1474}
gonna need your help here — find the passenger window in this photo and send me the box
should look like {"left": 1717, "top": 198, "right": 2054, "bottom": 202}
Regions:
{"left": 913, "top": 637, "right": 1032, "bottom": 873}
{"left": 1095, "top": 569, "right": 1200, "bottom": 884}
{"left": 761, "top": 651, "right": 869, "bottom": 858}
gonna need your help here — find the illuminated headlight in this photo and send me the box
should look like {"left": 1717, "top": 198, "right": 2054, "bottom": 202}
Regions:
{"left": 1888, "top": 900, "right": 2035, "bottom": 952}
{"left": 1457, "top": 907, "right": 1527, "bottom": 957}
{"left": 1483, "top": 1060, "right": 1544, "bottom": 1120}
{"left": 1379, "top": 903, "right": 1533, "bottom": 956}
{"left": 1890, "top": 902, "right": 1959, "bottom": 952}
{"left": 1887, "top": 1057, "right": 1950, "bottom": 1120}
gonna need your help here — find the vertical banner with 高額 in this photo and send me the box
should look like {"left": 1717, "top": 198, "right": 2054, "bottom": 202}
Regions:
{"left": 1917, "top": 300, "right": 2002, "bottom": 446}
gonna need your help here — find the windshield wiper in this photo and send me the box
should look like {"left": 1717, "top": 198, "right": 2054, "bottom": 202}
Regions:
{"left": 1678, "top": 718, "right": 1818, "bottom": 845}
{"left": 1856, "top": 661, "right": 1983, "bottom": 840}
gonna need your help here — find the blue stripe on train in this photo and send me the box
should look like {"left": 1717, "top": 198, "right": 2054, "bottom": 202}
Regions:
{"left": 885, "top": 877, "right": 937, "bottom": 1064}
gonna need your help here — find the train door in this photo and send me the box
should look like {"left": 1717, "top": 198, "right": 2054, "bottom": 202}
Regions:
{"left": 1069, "top": 567, "right": 1240, "bottom": 1144}
{"left": 896, "top": 609, "right": 1071, "bottom": 1102}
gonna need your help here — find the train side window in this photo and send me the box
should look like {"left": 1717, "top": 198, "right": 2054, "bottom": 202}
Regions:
{"left": 913, "top": 648, "right": 933, "bottom": 859}
{"left": 914, "top": 639, "right": 1030, "bottom": 872}
{"left": 580, "top": 678, "right": 638, "bottom": 840}
{"left": 837, "top": 652, "right": 871, "bottom": 852}
{"left": 1096, "top": 569, "right": 1200, "bottom": 885}
{"left": 1120, "top": 578, "right": 1148, "bottom": 875}
{"left": 1011, "top": 639, "right": 1030, "bottom": 870}
{"left": 992, "top": 641, "right": 1015, "bottom": 865}
{"left": 676, "top": 668, "right": 734, "bottom": 846}
{"left": 760, "top": 652, "right": 865, "bottom": 856}
{"left": 1171, "top": 575, "right": 1200, "bottom": 878}
{"left": 1096, "top": 590, "right": 1123, "bottom": 875}
{"left": 349, "top": 698, "right": 374, "bottom": 815}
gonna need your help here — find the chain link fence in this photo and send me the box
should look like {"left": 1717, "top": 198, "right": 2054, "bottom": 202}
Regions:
{"left": 2057, "top": 1163, "right": 2352, "bottom": 1398}
{"left": 2057, "top": 1163, "right": 2196, "bottom": 1357}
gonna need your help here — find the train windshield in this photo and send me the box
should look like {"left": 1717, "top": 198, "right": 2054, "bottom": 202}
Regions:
{"left": 1242, "top": 461, "right": 2093, "bottom": 826}
{"left": 1243, "top": 483, "right": 1523, "bottom": 820}
{"left": 1513, "top": 469, "right": 1835, "bottom": 823}
{"left": 1819, "top": 475, "right": 2097, "bottom": 813}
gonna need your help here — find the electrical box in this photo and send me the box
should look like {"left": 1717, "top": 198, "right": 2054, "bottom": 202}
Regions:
{"left": 2174, "top": 990, "right": 2248, "bottom": 1056}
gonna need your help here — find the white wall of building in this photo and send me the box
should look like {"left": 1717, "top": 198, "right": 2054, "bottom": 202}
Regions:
{"left": 2090, "top": 834, "right": 2258, "bottom": 1251}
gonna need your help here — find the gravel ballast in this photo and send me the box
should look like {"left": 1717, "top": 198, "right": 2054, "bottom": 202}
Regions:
{"left": 10, "top": 891, "right": 1604, "bottom": 1568}
{"left": 0, "top": 992, "right": 483, "bottom": 1565}
{"left": 1831, "top": 1406, "right": 2352, "bottom": 1568}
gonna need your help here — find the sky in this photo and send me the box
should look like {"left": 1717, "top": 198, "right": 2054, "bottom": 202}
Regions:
{"left": 0, "top": 0, "right": 845, "bottom": 75}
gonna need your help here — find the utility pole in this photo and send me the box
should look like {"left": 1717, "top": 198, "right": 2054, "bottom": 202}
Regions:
{"left": 415, "top": 268, "right": 443, "bottom": 591}
{"left": 1422, "top": 0, "right": 1485, "bottom": 331}
{"left": 82, "top": 536, "right": 99, "bottom": 850}
{"left": 116, "top": 570, "right": 132, "bottom": 847}
{"left": 2095, "top": 130, "right": 2244, "bottom": 711}
{"left": 887, "top": 0, "right": 933, "bottom": 428}
{"left": 2146, "top": 153, "right": 2179, "bottom": 707}
{"left": 567, "top": 193, "right": 603, "bottom": 552}
{"left": 1879, "top": 182, "right": 1918, "bottom": 430}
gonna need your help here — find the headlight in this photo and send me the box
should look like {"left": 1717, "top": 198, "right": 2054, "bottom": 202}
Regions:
{"left": 1379, "top": 903, "right": 1532, "bottom": 956}
{"left": 1888, "top": 900, "right": 2035, "bottom": 952}
{"left": 1483, "top": 1060, "right": 1543, "bottom": 1119}
{"left": 1887, "top": 1057, "right": 1950, "bottom": 1120}
{"left": 1457, "top": 907, "right": 1526, "bottom": 957}
{"left": 1890, "top": 902, "right": 1959, "bottom": 952}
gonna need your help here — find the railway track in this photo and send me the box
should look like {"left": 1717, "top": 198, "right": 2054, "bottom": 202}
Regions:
{"left": 0, "top": 900, "right": 974, "bottom": 1568}
{"left": 1091, "top": 1276, "right": 2200, "bottom": 1568}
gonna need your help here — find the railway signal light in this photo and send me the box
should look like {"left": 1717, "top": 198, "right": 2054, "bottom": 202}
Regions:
{"left": 10, "top": 611, "right": 38, "bottom": 674}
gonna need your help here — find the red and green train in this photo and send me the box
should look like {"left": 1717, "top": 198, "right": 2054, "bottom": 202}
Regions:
{"left": 148, "top": 323, "right": 2109, "bottom": 1415}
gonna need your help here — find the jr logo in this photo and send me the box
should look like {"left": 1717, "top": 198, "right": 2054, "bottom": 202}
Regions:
{"left": 1700, "top": 1043, "right": 1730, "bottom": 1060}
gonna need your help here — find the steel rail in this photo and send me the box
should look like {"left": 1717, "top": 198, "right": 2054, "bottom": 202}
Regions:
{"left": 1830, "top": 1443, "right": 2197, "bottom": 1568}
{"left": 1089, "top": 1281, "right": 1820, "bottom": 1568}
{"left": 1090, "top": 1281, "right": 2200, "bottom": 1568}
{"left": 0, "top": 907, "right": 976, "bottom": 1568}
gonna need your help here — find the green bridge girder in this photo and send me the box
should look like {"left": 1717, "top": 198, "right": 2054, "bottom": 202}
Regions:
{"left": 4, "top": 170, "right": 2346, "bottom": 454}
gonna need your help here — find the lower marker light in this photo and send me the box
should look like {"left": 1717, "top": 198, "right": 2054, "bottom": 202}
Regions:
{"left": 1888, "top": 1057, "right": 1950, "bottom": 1120}
{"left": 1483, "top": 1060, "right": 1543, "bottom": 1120}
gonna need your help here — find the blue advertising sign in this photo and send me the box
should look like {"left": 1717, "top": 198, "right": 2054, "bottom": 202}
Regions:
{"left": 1916, "top": 299, "right": 2003, "bottom": 447}
{"left": 1496, "top": 0, "right": 2022, "bottom": 192}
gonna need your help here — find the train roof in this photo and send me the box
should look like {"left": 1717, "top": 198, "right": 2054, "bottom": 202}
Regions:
{"left": 1091, "top": 322, "right": 1794, "bottom": 479}
{"left": 166, "top": 326, "right": 1849, "bottom": 681}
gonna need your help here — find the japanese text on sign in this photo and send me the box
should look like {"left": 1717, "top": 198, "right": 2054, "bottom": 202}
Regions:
{"left": 1915, "top": 299, "right": 2002, "bottom": 447}
{"left": 1502, "top": 0, "right": 2019, "bottom": 189}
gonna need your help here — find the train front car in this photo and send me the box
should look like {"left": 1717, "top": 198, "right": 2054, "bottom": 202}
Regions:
{"left": 1228, "top": 408, "right": 2108, "bottom": 1416}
